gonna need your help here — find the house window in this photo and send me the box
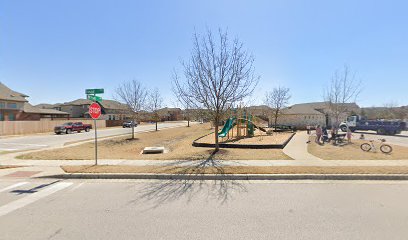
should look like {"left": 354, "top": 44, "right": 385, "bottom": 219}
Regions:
{"left": 0, "top": 102, "right": 5, "bottom": 108}
{"left": 7, "top": 103, "right": 17, "bottom": 109}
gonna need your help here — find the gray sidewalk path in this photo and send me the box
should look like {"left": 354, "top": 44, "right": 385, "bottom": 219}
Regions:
{"left": 283, "top": 131, "right": 322, "bottom": 161}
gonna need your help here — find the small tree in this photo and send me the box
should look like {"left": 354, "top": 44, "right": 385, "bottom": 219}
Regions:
{"left": 172, "top": 75, "right": 192, "bottom": 127}
{"left": 264, "top": 87, "right": 291, "bottom": 129}
{"left": 173, "top": 29, "right": 259, "bottom": 152}
{"left": 115, "top": 80, "right": 148, "bottom": 139}
{"left": 324, "top": 65, "right": 362, "bottom": 127}
{"left": 147, "top": 88, "right": 163, "bottom": 131}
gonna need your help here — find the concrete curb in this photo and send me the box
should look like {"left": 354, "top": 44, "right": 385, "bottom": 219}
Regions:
{"left": 44, "top": 173, "right": 408, "bottom": 181}
{"left": 192, "top": 132, "right": 296, "bottom": 149}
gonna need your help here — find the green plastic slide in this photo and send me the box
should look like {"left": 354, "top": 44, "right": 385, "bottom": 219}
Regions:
{"left": 218, "top": 117, "right": 236, "bottom": 138}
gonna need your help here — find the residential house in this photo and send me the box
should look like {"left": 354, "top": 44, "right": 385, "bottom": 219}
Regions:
{"left": 278, "top": 102, "right": 360, "bottom": 128}
{"left": 157, "top": 107, "right": 183, "bottom": 121}
{"left": 0, "top": 82, "right": 68, "bottom": 121}
{"left": 39, "top": 99, "right": 131, "bottom": 120}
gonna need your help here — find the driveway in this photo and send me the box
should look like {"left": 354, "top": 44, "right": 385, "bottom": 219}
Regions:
{"left": 0, "top": 122, "right": 189, "bottom": 152}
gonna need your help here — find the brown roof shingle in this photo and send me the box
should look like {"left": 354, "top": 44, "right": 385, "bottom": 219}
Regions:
{"left": 0, "top": 82, "right": 28, "bottom": 102}
{"left": 23, "top": 103, "right": 68, "bottom": 115}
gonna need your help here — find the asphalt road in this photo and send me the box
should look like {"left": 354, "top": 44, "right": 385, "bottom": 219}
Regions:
{"left": 1, "top": 179, "right": 408, "bottom": 240}
{"left": 0, "top": 122, "right": 188, "bottom": 152}
{"left": 352, "top": 130, "right": 408, "bottom": 147}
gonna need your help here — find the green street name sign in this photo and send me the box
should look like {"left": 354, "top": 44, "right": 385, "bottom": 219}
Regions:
{"left": 85, "top": 89, "right": 104, "bottom": 95}
{"left": 87, "top": 95, "right": 102, "bottom": 102}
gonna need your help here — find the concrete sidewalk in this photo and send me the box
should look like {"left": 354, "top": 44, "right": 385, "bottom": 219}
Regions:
{"left": 283, "top": 131, "right": 322, "bottom": 161}
{"left": 4, "top": 158, "right": 408, "bottom": 168}
{"left": 3, "top": 158, "right": 408, "bottom": 181}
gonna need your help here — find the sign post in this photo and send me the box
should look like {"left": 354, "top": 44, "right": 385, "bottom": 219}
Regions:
{"left": 89, "top": 102, "right": 102, "bottom": 165}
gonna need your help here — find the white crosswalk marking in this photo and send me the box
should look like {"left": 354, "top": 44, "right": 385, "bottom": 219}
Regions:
{"left": 0, "top": 182, "right": 29, "bottom": 193}
{"left": 0, "top": 182, "right": 73, "bottom": 217}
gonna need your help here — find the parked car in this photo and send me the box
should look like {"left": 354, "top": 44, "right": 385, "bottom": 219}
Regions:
{"left": 54, "top": 122, "right": 92, "bottom": 134}
{"left": 122, "top": 121, "right": 137, "bottom": 128}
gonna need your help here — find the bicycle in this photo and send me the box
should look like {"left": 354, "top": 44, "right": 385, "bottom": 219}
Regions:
{"left": 360, "top": 139, "right": 393, "bottom": 154}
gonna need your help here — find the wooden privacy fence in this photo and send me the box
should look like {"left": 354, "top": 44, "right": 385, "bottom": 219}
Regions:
{"left": 106, "top": 120, "right": 125, "bottom": 127}
{"left": 0, "top": 120, "right": 106, "bottom": 136}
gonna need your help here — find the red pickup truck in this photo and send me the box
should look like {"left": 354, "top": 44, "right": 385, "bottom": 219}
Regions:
{"left": 54, "top": 122, "right": 92, "bottom": 134}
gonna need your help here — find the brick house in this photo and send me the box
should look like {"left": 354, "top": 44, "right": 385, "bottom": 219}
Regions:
{"left": 157, "top": 107, "right": 183, "bottom": 121}
{"left": 0, "top": 82, "right": 68, "bottom": 121}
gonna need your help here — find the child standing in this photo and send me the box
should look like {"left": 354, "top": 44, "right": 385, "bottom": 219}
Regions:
{"left": 347, "top": 128, "right": 353, "bottom": 143}
{"left": 315, "top": 125, "right": 322, "bottom": 143}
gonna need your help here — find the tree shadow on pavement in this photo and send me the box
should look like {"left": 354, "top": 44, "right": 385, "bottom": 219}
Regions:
{"left": 130, "top": 151, "right": 248, "bottom": 208}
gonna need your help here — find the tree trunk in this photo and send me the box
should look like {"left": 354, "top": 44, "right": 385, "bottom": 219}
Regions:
{"left": 188, "top": 119, "right": 190, "bottom": 127}
{"left": 155, "top": 121, "right": 158, "bottom": 131}
{"left": 214, "top": 123, "right": 219, "bottom": 152}
{"left": 274, "top": 115, "right": 278, "bottom": 131}
{"left": 132, "top": 124, "right": 135, "bottom": 139}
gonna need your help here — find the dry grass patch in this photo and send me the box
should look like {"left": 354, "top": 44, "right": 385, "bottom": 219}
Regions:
{"left": 196, "top": 130, "right": 292, "bottom": 145}
{"left": 63, "top": 165, "right": 408, "bottom": 175}
{"left": 18, "top": 123, "right": 291, "bottom": 160}
{"left": 308, "top": 137, "right": 408, "bottom": 160}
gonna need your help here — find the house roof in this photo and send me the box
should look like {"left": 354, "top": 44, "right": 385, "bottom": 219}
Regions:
{"left": 158, "top": 107, "right": 182, "bottom": 112}
{"left": 23, "top": 103, "right": 69, "bottom": 115}
{"left": 282, "top": 101, "right": 360, "bottom": 115}
{"left": 0, "top": 82, "right": 29, "bottom": 102}
{"left": 282, "top": 105, "right": 324, "bottom": 115}
{"left": 247, "top": 105, "right": 271, "bottom": 111}
{"left": 101, "top": 100, "right": 129, "bottom": 110}
{"left": 62, "top": 99, "right": 93, "bottom": 106}
{"left": 63, "top": 99, "right": 128, "bottom": 110}
{"left": 291, "top": 102, "right": 359, "bottom": 110}
{"left": 35, "top": 103, "right": 62, "bottom": 109}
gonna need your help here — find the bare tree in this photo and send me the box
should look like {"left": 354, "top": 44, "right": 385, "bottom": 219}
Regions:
{"left": 172, "top": 74, "right": 193, "bottom": 127}
{"left": 324, "top": 65, "right": 362, "bottom": 127}
{"left": 264, "top": 87, "right": 291, "bottom": 130}
{"left": 173, "top": 29, "right": 259, "bottom": 151}
{"left": 147, "top": 88, "right": 163, "bottom": 131}
{"left": 115, "top": 80, "right": 148, "bottom": 139}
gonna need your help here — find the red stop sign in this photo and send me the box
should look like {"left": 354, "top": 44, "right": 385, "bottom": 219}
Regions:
{"left": 89, "top": 102, "right": 102, "bottom": 119}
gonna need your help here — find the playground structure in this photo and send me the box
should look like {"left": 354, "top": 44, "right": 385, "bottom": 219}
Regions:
{"left": 217, "top": 111, "right": 267, "bottom": 140}
{"left": 193, "top": 112, "right": 294, "bottom": 149}
{"left": 192, "top": 107, "right": 295, "bottom": 149}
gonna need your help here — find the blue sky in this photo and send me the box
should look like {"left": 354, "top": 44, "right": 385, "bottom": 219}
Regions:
{"left": 0, "top": 0, "right": 407, "bottom": 107}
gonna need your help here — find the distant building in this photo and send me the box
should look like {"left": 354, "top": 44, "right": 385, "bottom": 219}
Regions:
{"left": 0, "top": 82, "right": 69, "bottom": 121}
{"left": 38, "top": 99, "right": 132, "bottom": 120}
{"left": 157, "top": 107, "right": 183, "bottom": 121}
{"left": 278, "top": 102, "right": 360, "bottom": 128}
